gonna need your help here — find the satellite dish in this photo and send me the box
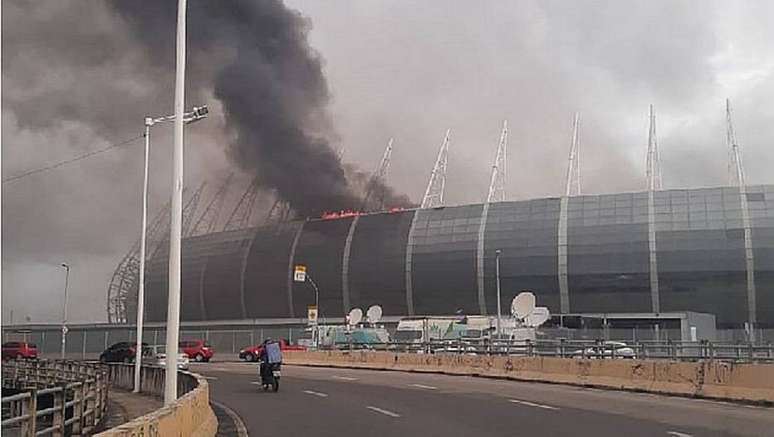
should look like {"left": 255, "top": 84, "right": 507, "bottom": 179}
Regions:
{"left": 525, "top": 307, "right": 550, "bottom": 327}
{"left": 511, "top": 292, "right": 536, "bottom": 319}
{"left": 366, "top": 305, "right": 383, "bottom": 324}
{"left": 348, "top": 308, "right": 363, "bottom": 326}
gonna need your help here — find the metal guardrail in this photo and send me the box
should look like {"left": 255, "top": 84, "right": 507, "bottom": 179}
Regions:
{"left": 2, "top": 360, "right": 206, "bottom": 437}
{"left": 322, "top": 339, "right": 774, "bottom": 362}
{"left": 1, "top": 359, "right": 109, "bottom": 436}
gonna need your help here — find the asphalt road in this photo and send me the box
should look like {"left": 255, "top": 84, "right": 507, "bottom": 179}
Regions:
{"left": 192, "top": 362, "right": 774, "bottom": 437}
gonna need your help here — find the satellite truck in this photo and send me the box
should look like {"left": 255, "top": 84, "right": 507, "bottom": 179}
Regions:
{"left": 316, "top": 305, "right": 391, "bottom": 349}
{"left": 394, "top": 292, "right": 551, "bottom": 350}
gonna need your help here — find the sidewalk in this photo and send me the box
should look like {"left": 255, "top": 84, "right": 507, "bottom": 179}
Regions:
{"left": 98, "top": 389, "right": 163, "bottom": 432}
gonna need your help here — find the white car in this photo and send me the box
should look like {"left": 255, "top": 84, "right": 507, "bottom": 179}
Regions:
{"left": 142, "top": 345, "right": 190, "bottom": 370}
{"left": 574, "top": 341, "right": 636, "bottom": 359}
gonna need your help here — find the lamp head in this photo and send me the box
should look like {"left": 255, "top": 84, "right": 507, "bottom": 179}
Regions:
{"left": 192, "top": 105, "right": 208, "bottom": 118}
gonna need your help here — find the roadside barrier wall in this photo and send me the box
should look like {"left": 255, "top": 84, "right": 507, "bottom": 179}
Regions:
{"left": 97, "top": 365, "right": 217, "bottom": 437}
{"left": 284, "top": 350, "right": 774, "bottom": 404}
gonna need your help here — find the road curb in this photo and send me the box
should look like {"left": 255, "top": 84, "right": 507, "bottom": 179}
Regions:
{"left": 211, "top": 400, "right": 249, "bottom": 437}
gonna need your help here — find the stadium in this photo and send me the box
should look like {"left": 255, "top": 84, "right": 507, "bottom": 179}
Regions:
{"left": 114, "top": 184, "right": 774, "bottom": 331}
{"left": 106, "top": 110, "right": 773, "bottom": 336}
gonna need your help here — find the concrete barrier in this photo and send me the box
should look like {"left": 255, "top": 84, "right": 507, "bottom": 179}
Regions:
{"left": 284, "top": 350, "right": 774, "bottom": 404}
{"left": 96, "top": 369, "right": 217, "bottom": 437}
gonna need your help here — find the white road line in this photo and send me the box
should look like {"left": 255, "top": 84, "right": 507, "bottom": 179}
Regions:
{"left": 202, "top": 376, "right": 218, "bottom": 380}
{"left": 667, "top": 432, "right": 693, "bottom": 437}
{"left": 332, "top": 375, "right": 358, "bottom": 381}
{"left": 250, "top": 381, "right": 262, "bottom": 385}
{"left": 366, "top": 406, "right": 401, "bottom": 418}
{"left": 508, "top": 399, "right": 559, "bottom": 410}
{"left": 303, "top": 390, "right": 329, "bottom": 398}
{"left": 409, "top": 383, "right": 438, "bottom": 390}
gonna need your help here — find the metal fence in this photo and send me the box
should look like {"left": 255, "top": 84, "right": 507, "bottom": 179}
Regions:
{"left": 1, "top": 360, "right": 109, "bottom": 436}
{"left": 3, "top": 326, "right": 307, "bottom": 360}
{"left": 3, "top": 324, "right": 774, "bottom": 360}
{"left": 1, "top": 360, "right": 201, "bottom": 437}
{"left": 323, "top": 338, "right": 774, "bottom": 362}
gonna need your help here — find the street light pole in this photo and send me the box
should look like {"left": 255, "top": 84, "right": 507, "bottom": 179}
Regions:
{"left": 135, "top": 108, "right": 207, "bottom": 394}
{"left": 164, "top": 0, "right": 187, "bottom": 405}
{"left": 495, "top": 249, "right": 502, "bottom": 339}
{"left": 307, "top": 275, "right": 320, "bottom": 348}
{"left": 60, "top": 263, "right": 70, "bottom": 359}
{"left": 133, "top": 121, "right": 151, "bottom": 393}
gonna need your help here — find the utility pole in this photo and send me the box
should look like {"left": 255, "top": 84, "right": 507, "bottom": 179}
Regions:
{"left": 164, "top": 0, "right": 187, "bottom": 405}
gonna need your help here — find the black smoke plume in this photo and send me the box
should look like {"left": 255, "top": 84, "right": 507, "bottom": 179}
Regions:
{"left": 113, "top": 0, "right": 412, "bottom": 216}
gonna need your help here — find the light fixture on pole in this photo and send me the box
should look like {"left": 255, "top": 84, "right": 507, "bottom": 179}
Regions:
{"left": 164, "top": 0, "right": 188, "bottom": 405}
{"left": 495, "top": 250, "right": 502, "bottom": 339}
{"left": 60, "top": 263, "right": 70, "bottom": 360}
{"left": 134, "top": 105, "right": 207, "bottom": 394}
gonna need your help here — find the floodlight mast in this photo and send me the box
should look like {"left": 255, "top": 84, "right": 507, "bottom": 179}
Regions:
{"left": 646, "top": 105, "right": 663, "bottom": 191}
{"left": 564, "top": 113, "right": 581, "bottom": 197}
{"left": 645, "top": 105, "right": 662, "bottom": 313}
{"left": 726, "top": 99, "right": 757, "bottom": 341}
{"left": 421, "top": 129, "right": 451, "bottom": 208}
{"left": 486, "top": 121, "right": 508, "bottom": 203}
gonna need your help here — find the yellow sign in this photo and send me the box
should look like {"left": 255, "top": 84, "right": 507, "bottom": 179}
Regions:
{"left": 294, "top": 265, "right": 307, "bottom": 282}
{"left": 307, "top": 305, "right": 318, "bottom": 324}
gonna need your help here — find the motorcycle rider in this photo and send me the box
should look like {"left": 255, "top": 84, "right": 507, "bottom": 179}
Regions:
{"left": 259, "top": 338, "right": 282, "bottom": 383}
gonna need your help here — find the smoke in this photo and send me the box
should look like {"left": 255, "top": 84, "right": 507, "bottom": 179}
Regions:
{"left": 4, "top": 0, "right": 773, "bottom": 324}
{"left": 113, "top": 0, "right": 412, "bottom": 216}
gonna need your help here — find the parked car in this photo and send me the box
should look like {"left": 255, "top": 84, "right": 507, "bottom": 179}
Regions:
{"left": 239, "top": 338, "right": 306, "bottom": 362}
{"left": 573, "top": 341, "right": 636, "bottom": 359}
{"left": 99, "top": 342, "right": 146, "bottom": 363}
{"left": 179, "top": 339, "right": 214, "bottom": 362}
{"left": 142, "top": 345, "right": 190, "bottom": 370}
{"left": 2, "top": 341, "right": 38, "bottom": 359}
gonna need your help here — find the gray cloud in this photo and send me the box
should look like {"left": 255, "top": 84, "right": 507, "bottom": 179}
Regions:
{"left": 3, "top": 0, "right": 774, "bottom": 323}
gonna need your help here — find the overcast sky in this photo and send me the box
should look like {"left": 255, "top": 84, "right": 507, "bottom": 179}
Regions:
{"left": 3, "top": 0, "right": 773, "bottom": 323}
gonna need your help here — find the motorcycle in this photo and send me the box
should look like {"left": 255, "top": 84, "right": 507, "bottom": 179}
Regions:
{"left": 259, "top": 360, "right": 281, "bottom": 392}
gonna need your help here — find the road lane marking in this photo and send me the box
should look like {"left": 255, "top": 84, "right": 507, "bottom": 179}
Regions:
{"left": 667, "top": 432, "right": 693, "bottom": 437}
{"left": 409, "top": 383, "right": 438, "bottom": 390}
{"left": 366, "top": 406, "right": 401, "bottom": 418}
{"left": 509, "top": 399, "right": 559, "bottom": 410}
{"left": 202, "top": 376, "right": 218, "bottom": 380}
{"left": 250, "top": 381, "right": 262, "bottom": 385}
{"left": 303, "top": 390, "right": 329, "bottom": 398}
{"left": 332, "top": 375, "right": 358, "bottom": 381}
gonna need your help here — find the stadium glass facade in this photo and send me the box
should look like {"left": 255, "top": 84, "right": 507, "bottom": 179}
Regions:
{"left": 140, "top": 185, "right": 774, "bottom": 329}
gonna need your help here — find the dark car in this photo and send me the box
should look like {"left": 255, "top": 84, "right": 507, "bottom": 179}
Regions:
{"left": 2, "top": 341, "right": 38, "bottom": 359}
{"left": 179, "top": 339, "right": 214, "bottom": 362}
{"left": 99, "top": 342, "right": 146, "bottom": 363}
